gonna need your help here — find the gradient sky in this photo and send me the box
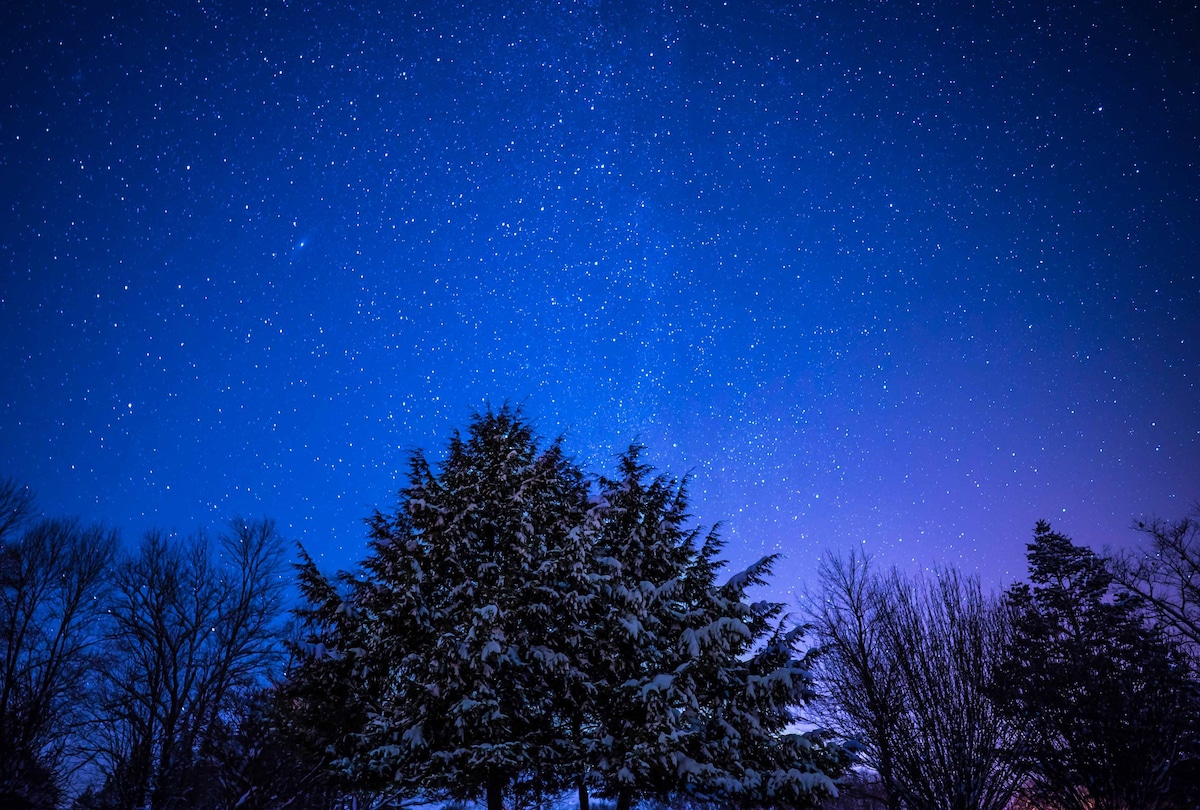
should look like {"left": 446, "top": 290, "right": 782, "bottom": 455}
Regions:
{"left": 2, "top": 0, "right": 1197, "bottom": 596}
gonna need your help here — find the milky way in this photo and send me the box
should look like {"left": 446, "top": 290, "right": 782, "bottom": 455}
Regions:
{"left": 2, "top": 0, "right": 1198, "bottom": 595}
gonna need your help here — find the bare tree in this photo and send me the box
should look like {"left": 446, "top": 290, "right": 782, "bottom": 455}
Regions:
{"left": 879, "top": 567, "right": 1026, "bottom": 810}
{"left": 92, "top": 518, "right": 288, "bottom": 810}
{"left": 1110, "top": 506, "right": 1200, "bottom": 660}
{"left": 807, "top": 554, "right": 1027, "bottom": 810}
{"left": 0, "top": 478, "right": 118, "bottom": 808}
{"left": 1106, "top": 507, "right": 1200, "bottom": 806}
{"left": 805, "top": 551, "right": 905, "bottom": 810}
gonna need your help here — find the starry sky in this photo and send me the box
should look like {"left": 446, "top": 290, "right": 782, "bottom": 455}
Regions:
{"left": 2, "top": 0, "right": 1198, "bottom": 594}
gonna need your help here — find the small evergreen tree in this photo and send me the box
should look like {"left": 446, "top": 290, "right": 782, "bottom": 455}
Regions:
{"left": 281, "top": 548, "right": 380, "bottom": 796}
{"left": 998, "top": 521, "right": 1196, "bottom": 810}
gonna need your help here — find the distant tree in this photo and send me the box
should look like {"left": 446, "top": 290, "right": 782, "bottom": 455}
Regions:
{"left": 91, "top": 519, "right": 288, "bottom": 810}
{"left": 997, "top": 520, "right": 1196, "bottom": 810}
{"left": 0, "top": 478, "right": 118, "bottom": 809}
{"left": 1110, "top": 505, "right": 1200, "bottom": 661}
{"left": 202, "top": 683, "right": 346, "bottom": 810}
{"left": 811, "top": 768, "right": 889, "bottom": 810}
{"left": 808, "top": 553, "right": 1025, "bottom": 810}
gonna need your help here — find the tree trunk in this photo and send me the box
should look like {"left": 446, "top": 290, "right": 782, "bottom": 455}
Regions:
{"left": 577, "top": 774, "right": 589, "bottom": 810}
{"left": 616, "top": 785, "right": 633, "bottom": 810}
{"left": 878, "top": 752, "right": 903, "bottom": 810}
{"left": 487, "top": 773, "right": 505, "bottom": 810}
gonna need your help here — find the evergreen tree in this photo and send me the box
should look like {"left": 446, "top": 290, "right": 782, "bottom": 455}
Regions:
{"left": 281, "top": 547, "right": 380, "bottom": 795}
{"left": 585, "top": 450, "right": 846, "bottom": 810}
{"left": 289, "top": 413, "right": 846, "bottom": 810}
{"left": 672, "top": 538, "right": 846, "bottom": 809}
{"left": 998, "top": 521, "right": 1196, "bottom": 810}
{"left": 298, "top": 406, "right": 594, "bottom": 810}
{"left": 584, "top": 448, "right": 702, "bottom": 810}
{"left": 203, "top": 684, "right": 346, "bottom": 810}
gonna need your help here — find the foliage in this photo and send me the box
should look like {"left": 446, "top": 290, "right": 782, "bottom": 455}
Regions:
{"left": 280, "top": 546, "right": 382, "bottom": 796}
{"left": 583, "top": 448, "right": 701, "bottom": 809}
{"left": 673, "top": 547, "right": 847, "bottom": 810}
{"left": 294, "top": 406, "right": 593, "bottom": 809}
{"left": 586, "top": 451, "right": 846, "bottom": 810}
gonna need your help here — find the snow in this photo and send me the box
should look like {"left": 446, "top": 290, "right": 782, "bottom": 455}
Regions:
{"left": 641, "top": 673, "right": 674, "bottom": 696}
{"left": 720, "top": 555, "right": 774, "bottom": 591}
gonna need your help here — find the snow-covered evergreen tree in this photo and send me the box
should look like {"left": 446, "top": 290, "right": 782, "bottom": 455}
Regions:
{"left": 289, "top": 414, "right": 846, "bottom": 810}
{"left": 585, "top": 449, "right": 847, "bottom": 810}
{"left": 671, "top": 538, "right": 847, "bottom": 809}
{"left": 584, "top": 447, "right": 700, "bottom": 810}
{"left": 313, "top": 406, "right": 593, "bottom": 810}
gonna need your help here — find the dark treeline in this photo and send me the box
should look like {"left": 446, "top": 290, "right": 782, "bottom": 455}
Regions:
{"left": 0, "top": 479, "right": 299, "bottom": 810}
{"left": 2, "top": 406, "right": 1199, "bottom": 810}
{"left": 808, "top": 523, "right": 1200, "bottom": 810}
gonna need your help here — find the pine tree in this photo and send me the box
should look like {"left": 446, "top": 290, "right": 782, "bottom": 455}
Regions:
{"left": 998, "top": 521, "right": 1196, "bottom": 810}
{"left": 280, "top": 547, "right": 380, "bottom": 794}
{"left": 585, "top": 450, "right": 846, "bottom": 810}
{"left": 288, "top": 417, "right": 847, "bottom": 810}
{"left": 584, "top": 448, "right": 701, "bottom": 810}
{"left": 300, "top": 406, "right": 594, "bottom": 810}
{"left": 671, "top": 538, "right": 846, "bottom": 809}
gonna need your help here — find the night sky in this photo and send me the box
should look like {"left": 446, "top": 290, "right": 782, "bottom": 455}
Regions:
{"left": 2, "top": 0, "right": 1198, "bottom": 594}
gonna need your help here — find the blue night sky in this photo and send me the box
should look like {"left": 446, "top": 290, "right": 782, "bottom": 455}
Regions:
{"left": 2, "top": 0, "right": 1197, "bottom": 593}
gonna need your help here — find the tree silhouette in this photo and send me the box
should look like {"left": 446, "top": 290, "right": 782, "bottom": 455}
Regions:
{"left": 0, "top": 479, "right": 117, "bottom": 810}
{"left": 998, "top": 521, "right": 1196, "bottom": 810}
